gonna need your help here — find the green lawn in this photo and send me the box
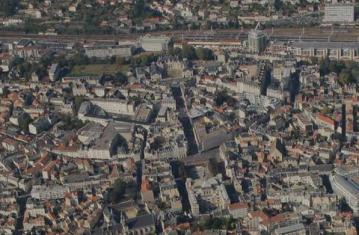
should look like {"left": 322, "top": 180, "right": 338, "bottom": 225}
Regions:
{"left": 69, "top": 64, "right": 130, "bottom": 76}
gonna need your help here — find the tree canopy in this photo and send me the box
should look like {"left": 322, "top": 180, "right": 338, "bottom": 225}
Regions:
{"left": 214, "top": 90, "right": 236, "bottom": 107}
{"left": 110, "top": 179, "right": 136, "bottom": 203}
{"left": 58, "top": 115, "right": 85, "bottom": 131}
{"left": 320, "top": 58, "right": 358, "bottom": 86}
{"left": 18, "top": 112, "right": 32, "bottom": 133}
{"left": 111, "top": 179, "right": 127, "bottom": 203}
{"left": 0, "top": 0, "right": 19, "bottom": 16}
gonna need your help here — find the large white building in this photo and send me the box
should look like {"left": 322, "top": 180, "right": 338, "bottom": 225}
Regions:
{"left": 237, "top": 78, "right": 261, "bottom": 96}
{"left": 330, "top": 171, "right": 359, "bottom": 213}
{"left": 139, "top": 35, "right": 171, "bottom": 52}
{"left": 248, "top": 29, "right": 267, "bottom": 53}
{"left": 186, "top": 174, "right": 230, "bottom": 215}
{"left": 291, "top": 41, "right": 359, "bottom": 61}
{"left": 91, "top": 98, "right": 136, "bottom": 116}
{"left": 84, "top": 45, "right": 134, "bottom": 58}
{"left": 31, "top": 185, "right": 69, "bottom": 200}
{"left": 324, "top": 4, "right": 354, "bottom": 23}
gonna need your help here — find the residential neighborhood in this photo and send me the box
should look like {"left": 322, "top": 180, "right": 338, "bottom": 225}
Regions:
{"left": 0, "top": 0, "right": 358, "bottom": 235}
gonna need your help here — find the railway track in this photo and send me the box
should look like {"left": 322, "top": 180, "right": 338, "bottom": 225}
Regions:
{"left": 0, "top": 27, "right": 359, "bottom": 43}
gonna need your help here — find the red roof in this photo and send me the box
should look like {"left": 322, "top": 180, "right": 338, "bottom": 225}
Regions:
{"left": 141, "top": 178, "right": 152, "bottom": 192}
{"left": 317, "top": 113, "right": 335, "bottom": 126}
{"left": 229, "top": 202, "right": 248, "bottom": 210}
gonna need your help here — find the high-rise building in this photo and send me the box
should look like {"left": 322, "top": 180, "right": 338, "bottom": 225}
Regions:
{"left": 248, "top": 28, "right": 267, "bottom": 53}
{"left": 324, "top": 4, "right": 354, "bottom": 22}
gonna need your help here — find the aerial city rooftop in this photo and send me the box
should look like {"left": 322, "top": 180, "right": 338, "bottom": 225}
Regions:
{"left": 0, "top": 0, "right": 358, "bottom": 234}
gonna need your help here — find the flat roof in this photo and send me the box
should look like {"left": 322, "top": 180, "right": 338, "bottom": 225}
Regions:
{"left": 275, "top": 223, "right": 305, "bottom": 234}
{"left": 333, "top": 175, "right": 359, "bottom": 198}
{"left": 293, "top": 41, "right": 359, "bottom": 49}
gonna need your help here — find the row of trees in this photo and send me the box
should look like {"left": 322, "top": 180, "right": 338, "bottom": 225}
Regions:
{"left": 8, "top": 44, "right": 214, "bottom": 82}
{"left": 58, "top": 46, "right": 214, "bottom": 74}
{"left": 59, "top": 52, "right": 160, "bottom": 68}
{"left": 320, "top": 58, "right": 359, "bottom": 86}
{"left": 169, "top": 45, "right": 215, "bottom": 61}
{"left": 192, "top": 217, "right": 237, "bottom": 231}
{"left": 110, "top": 178, "right": 137, "bottom": 203}
{"left": 214, "top": 89, "right": 237, "bottom": 107}
{"left": 0, "top": 0, "right": 19, "bottom": 16}
{"left": 129, "top": 0, "right": 161, "bottom": 20}
{"left": 58, "top": 114, "right": 85, "bottom": 131}
{"left": 99, "top": 73, "right": 128, "bottom": 86}
{"left": 9, "top": 57, "right": 47, "bottom": 80}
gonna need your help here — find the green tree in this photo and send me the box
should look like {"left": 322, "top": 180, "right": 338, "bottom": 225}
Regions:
{"left": 169, "top": 47, "right": 183, "bottom": 57}
{"left": 116, "top": 57, "right": 126, "bottom": 65}
{"left": 132, "top": 0, "right": 145, "bottom": 18}
{"left": 181, "top": 44, "right": 197, "bottom": 60}
{"left": 351, "top": 68, "right": 359, "bottom": 82}
{"left": 329, "top": 60, "right": 345, "bottom": 74}
{"left": 18, "top": 112, "right": 32, "bottom": 133}
{"left": 298, "top": 0, "right": 308, "bottom": 7}
{"left": 1, "top": 86, "right": 9, "bottom": 98}
{"left": 18, "top": 62, "right": 33, "bottom": 79}
{"left": 274, "top": 0, "right": 284, "bottom": 11}
{"left": 131, "top": 54, "right": 158, "bottom": 66}
{"left": 111, "top": 179, "right": 127, "bottom": 203}
{"left": 0, "top": 0, "right": 19, "bottom": 16}
{"left": 338, "top": 69, "right": 353, "bottom": 86}
{"left": 129, "top": 95, "right": 142, "bottom": 107}
{"left": 204, "top": 217, "right": 237, "bottom": 230}
{"left": 73, "top": 96, "right": 87, "bottom": 114}
{"left": 195, "top": 47, "right": 214, "bottom": 60}
{"left": 129, "top": 0, "right": 161, "bottom": 19}
{"left": 195, "top": 47, "right": 206, "bottom": 60}
{"left": 34, "top": 65, "right": 47, "bottom": 80}
{"left": 58, "top": 115, "right": 85, "bottom": 131}
{"left": 319, "top": 57, "right": 330, "bottom": 76}
{"left": 310, "top": 57, "right": 318, "bottom": 65}
{"left": 214, "top": 89, "right": 235, "bottom": 106}
{"left": 23, "top": 18, "right": 46, "bottom": 34}
{"left": 151, "top": 136, "right": 166, "bottom": 150}
{"left": 9, "top": 57, "right": 24, "bottom": 70}
{"left": 114, "top": 72, "right": 128, "bottom": 86}
{"left": 70, "top": 53, "right": 90, "bottom": 67}
{"left": 23, "top": 93, "right": 33, "bottom": 106}
{"left": 228, "top": 112, "right": 237, "bottom": 122}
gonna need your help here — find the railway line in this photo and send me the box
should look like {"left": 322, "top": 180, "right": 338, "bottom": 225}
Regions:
{"left": 0, "top": 27, "right": 359, "bottom": 43}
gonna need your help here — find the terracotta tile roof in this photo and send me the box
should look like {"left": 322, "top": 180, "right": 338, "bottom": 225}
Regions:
{"left": 141, "top": 178, "right": 152, "bottom": 192}
{"left": 249, "top": 211, "right": 270, "bottom": 225}
{"left": 229, "top": 202, "right": 248, "bottom": 210}
{"left": 316, "top": 113, "right": 335, "bottom": 126}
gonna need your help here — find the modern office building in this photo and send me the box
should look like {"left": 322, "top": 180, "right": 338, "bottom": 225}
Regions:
{"left": 324, "top": 4, "right": 354, "bottom": 23}
{"left": 248, "top": 29, "right": 267, "bottom": 53}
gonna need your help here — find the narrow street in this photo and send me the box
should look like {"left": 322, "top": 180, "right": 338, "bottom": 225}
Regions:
{"left": 136, "top": 126, "right": 148, "bottom": 196}
{"left": 15, "top": 192, "right": 28, "bottom": 235}
{"left": 171, "top": 83, "right": 199, "bottom": 155}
